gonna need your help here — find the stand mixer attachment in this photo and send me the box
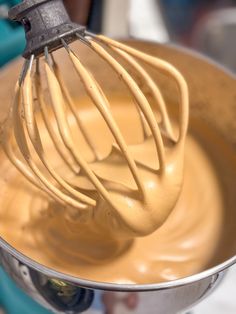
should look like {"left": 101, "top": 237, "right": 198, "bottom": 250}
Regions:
{"left": 3, "top": 0, "right": 189, "bottom": 241}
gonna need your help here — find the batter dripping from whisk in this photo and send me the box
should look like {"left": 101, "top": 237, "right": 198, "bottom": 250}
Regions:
{"left": 0, "top": 36, "right": 228, "bottom": 284}
{"left": 3, "top": 35, "right": 189, "bottom": 251}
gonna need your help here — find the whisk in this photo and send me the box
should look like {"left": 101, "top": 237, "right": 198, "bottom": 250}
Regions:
{"left": 3, "top": 0, "right": 189, "bottom": 238}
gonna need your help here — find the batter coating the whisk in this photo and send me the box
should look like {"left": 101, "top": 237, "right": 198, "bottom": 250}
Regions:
{"left": 3, "top": 35, "right": 188, "bottom": 237}
{"left": 0, "top": 0, "right": 232, "bottom": 284}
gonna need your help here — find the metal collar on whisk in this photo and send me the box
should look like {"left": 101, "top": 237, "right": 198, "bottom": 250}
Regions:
{"left": 9, "top": 0, "right": 86, "bottom": 58}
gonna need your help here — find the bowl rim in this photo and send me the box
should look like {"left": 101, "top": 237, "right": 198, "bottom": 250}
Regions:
{"left": 0, "top": 39, "right": 236, "bottom": 292}
{"left": 0, "top": 236, "right": 235, "bottom": 292}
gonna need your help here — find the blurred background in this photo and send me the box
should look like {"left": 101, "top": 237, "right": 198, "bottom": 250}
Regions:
{"left": 2, "top": 0, "right": 236, "bottom": 71}
{"left": 0, "top": 0, "right": 236, "bottom": 313}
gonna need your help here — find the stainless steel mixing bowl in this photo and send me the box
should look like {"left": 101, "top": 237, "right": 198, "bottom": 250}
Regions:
{"left": 0, "top": 40, "right": 235, "bottom": 314}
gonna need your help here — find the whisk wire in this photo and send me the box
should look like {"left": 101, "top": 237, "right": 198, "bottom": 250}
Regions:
{"left": 23, "top": 71, "right": 95, "bottom": 208}
{"left": 50, "top": 55, "right": 99, "bottom": 161}
{"left": 19, "top": 54, "right": 34, "bottom": 86}
{"left": 44, "top": 61, "right": 119, "bottom": 209}
{"left": 90, "top": 40, "right": 166, "bottom": 172}
{"left": 35, "top": 60, "right": 79, "bottom": 173}
{"left": 17, "top": 67, "right": 93, "bottom": 209}
{"left": 111, "top": 47, "right": 176, "bottom": 142}
{"left": 94, "top": 35, "right": 189, "bottom": 143}
{"left": 66, "top": 48, "right": 145, "bottom": 196}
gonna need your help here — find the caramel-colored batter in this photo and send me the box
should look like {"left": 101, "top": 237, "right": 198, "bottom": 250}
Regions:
{"left": 0, "top": 96, "right": 228, "bottom": 284}
{"left": 2, "top": 36, "right": 192, "bottom": 271}
{"left": 4, "top": 36, "right": 189, "bottom": 243}
{"left": 1, "top": 37, "right": 235, "bottom": 285}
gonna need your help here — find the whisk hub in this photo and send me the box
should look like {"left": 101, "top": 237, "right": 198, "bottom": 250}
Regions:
{"left": 9, "top": 0, "right": 85, "bottom": 58}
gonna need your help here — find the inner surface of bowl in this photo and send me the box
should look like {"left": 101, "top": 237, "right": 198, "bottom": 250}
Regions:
{"left": 0, "top": 40, "right": 235, "bottom": 286}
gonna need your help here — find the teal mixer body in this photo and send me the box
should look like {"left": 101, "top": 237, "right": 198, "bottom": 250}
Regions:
{"left": 0, "top": 0, "right": 25, "bottom": 67}
{"left": 0, "top": 268, "right": 51, "bottom": 313}
{"left": 0, "top": 1, "right": 49, "bottom": 312}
